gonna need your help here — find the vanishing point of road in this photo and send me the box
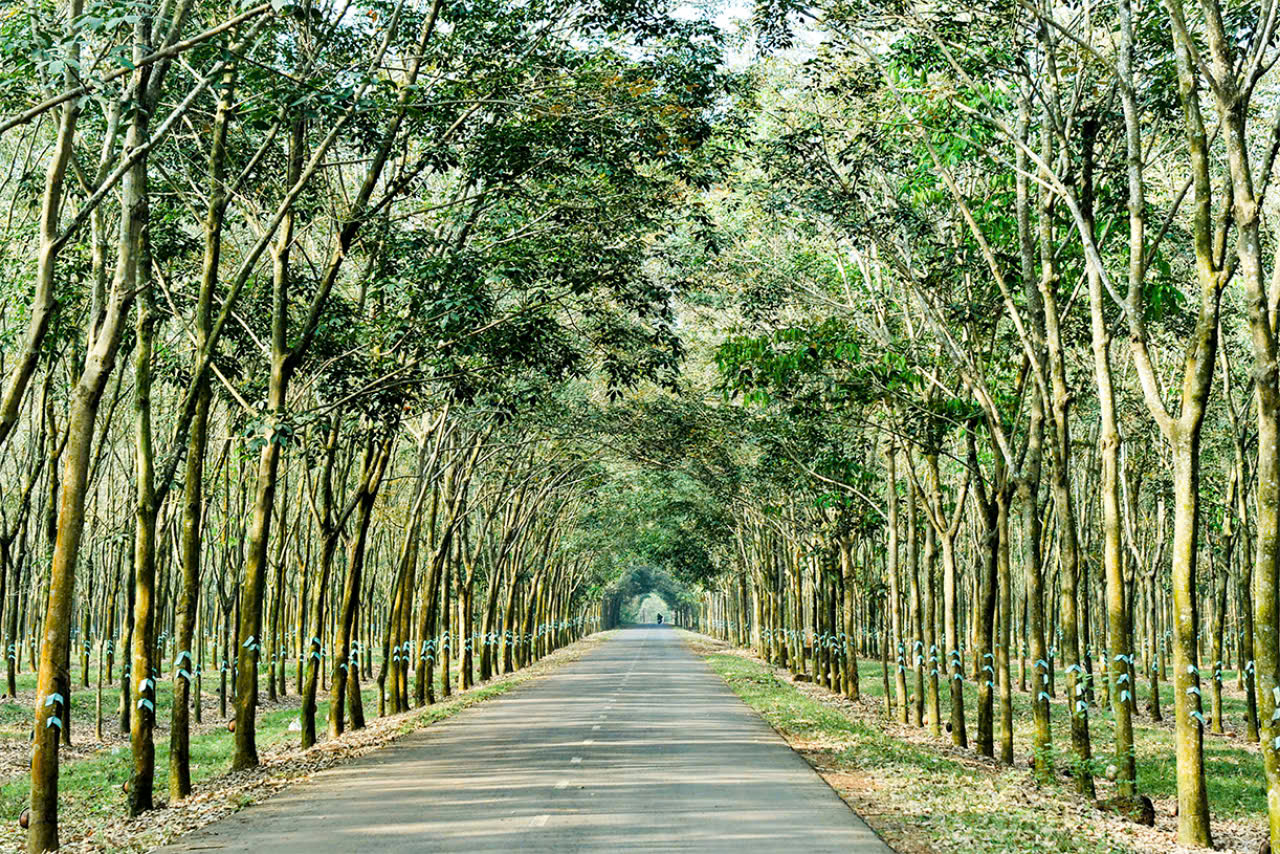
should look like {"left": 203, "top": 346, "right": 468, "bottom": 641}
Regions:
{"left": 158, "top": 627, "right": 892, "bottom": 853}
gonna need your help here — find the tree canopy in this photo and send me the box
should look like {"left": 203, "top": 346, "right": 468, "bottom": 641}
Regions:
{"left": 8, "top": 0, "right": 1280, "bottom": 851}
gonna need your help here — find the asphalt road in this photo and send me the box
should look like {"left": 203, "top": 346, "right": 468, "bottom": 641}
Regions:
{"left": 157, "top": 626, "right": 892, "bottom": 853}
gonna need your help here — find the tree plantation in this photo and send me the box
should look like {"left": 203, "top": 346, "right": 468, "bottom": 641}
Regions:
{"left": 8, "top": 0, "right": 1280, "bottom": 852}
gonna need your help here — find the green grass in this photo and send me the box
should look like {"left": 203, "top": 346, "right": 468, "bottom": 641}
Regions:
{"left": 703, "top": 651, "right": 1262, "bottom": 853}
{"left": 0, "top": 674, "right": 368, "bottom": 823}
{"left": 832, "top": 655, "right": 1267, "bottom": 820}
{"left": 0, "top": 658, "right": 497, "bottom": 822}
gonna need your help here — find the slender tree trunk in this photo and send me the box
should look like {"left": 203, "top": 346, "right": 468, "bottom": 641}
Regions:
{"left": 1169, "top": 436, "right": 1212, "bottom": 844}
{"left": 996, "top": 484, "right": 1014, "bottom": 764}
{"left": 30, "top": 16, "right": 152, "bottom": 841}
{"left": 922, "top": 516, "right": 940, "bottom": 736}
{"left": 840, "top": 536, "right": 859, "bottom": 700}
{"left": 128, "top": 227, "right": 161, "bottom": 816}
{"left": 886, "top": 445, "right": 905, "bottom": 718}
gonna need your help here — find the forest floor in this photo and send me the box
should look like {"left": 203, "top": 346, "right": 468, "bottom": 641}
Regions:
{"left": 681, "top": 630, "right": 1268, "bottom": 854}
{"left": 0, "top": 632, "right": 614, "bottom": 852}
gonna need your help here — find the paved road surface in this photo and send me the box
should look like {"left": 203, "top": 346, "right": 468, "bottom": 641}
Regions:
{"left": 158, "top": 627, "right": 892, "bottom": 853}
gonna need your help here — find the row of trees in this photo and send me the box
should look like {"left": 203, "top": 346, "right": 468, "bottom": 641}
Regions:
{"left": 16, "top": 0, "right": 1280, "bottom": 851}
{"left": 654, "top": 0, "right": 1280, "bottom": 851}
{"left": 0, "top": 0, "right": 727, "bottom": 851}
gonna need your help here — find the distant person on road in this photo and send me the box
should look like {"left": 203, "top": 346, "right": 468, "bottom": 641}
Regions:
{"left": 657, "top": 614, "right": 664, "bottom": 624}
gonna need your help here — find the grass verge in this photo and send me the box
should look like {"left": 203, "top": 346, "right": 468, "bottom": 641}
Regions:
{"left": 691, "top": 635, "right": 1265, "bottom": 854}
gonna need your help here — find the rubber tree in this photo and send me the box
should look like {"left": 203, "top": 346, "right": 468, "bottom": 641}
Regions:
{"left": 232, "top": 5, "right": 441, "bottom": 768}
